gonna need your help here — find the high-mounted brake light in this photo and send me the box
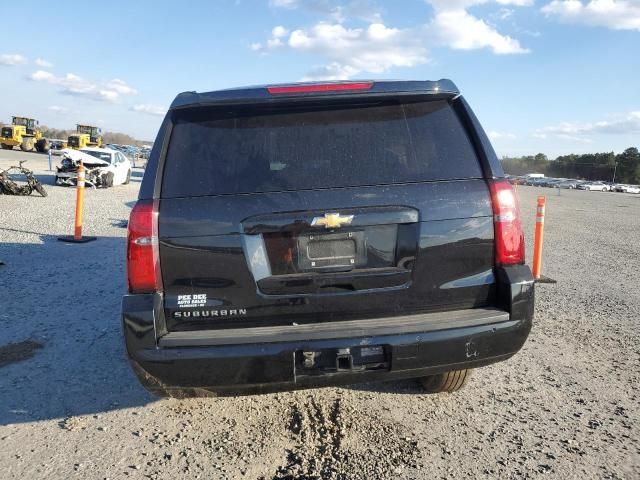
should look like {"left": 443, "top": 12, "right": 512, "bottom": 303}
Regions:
{"left": 488, "top": 179, "right": 525, "bottom": 266}
{"left": 127, "top": 199, "right": 162, "bottom": 293}
{"left": 267, "top": 82, "right": 374, "bottom": 95}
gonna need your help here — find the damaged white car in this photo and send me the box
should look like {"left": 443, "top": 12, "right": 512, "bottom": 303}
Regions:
{"left": 55, "top": 147, "right": 132, "bottom": 188}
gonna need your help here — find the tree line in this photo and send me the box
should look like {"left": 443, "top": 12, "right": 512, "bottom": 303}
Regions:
{"left": 39, "top": 126, "right": 150, "bottom": 146}
{"left": 0, "top": 121, "right": 150, "bottom": 146}
{"left": 501, "top": 148, "right": 640, "bottom": 184}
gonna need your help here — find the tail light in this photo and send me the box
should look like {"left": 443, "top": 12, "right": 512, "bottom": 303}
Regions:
{"left": 488, "top": 179, "right": 525, "bottom": 266}
{"left": 127, "top": 199, "right": 162, "bottom": 293}
{"left": 267, "top": 82, "right": 373, "bottom": 94}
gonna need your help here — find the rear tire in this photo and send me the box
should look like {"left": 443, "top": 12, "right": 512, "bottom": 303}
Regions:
{"left": 1, "top": 143, "right": 12, "bottom": 150}
{"left": 419, "top": 369, "right": 471, "bottom": 393}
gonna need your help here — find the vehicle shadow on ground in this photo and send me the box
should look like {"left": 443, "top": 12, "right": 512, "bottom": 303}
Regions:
{"left": 347, "top": 378, "right": 425, "bottom": 394}
{"left": 0, "top": 233, "right": 156, "bottom": 426}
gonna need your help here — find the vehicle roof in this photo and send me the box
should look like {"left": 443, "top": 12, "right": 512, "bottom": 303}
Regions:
{"left": 81, "top": 147, "right": 118, "bottom": 154}
{"left": 170, "top": 79, "right": 459, "bottom": 110}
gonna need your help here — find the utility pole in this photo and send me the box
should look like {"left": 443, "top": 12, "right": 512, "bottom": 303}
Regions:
{"left": 612, "top": 162, "right": 617, "bottom": 183}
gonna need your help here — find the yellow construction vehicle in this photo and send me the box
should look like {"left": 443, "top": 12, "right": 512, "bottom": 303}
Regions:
{"left": 67, "top": 124, "right": 103, "bottom": 149}
{"left": 0, "top": 116, "right": 49, "bottom": 152}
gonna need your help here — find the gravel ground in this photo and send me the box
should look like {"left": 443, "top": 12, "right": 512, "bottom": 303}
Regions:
{"left": 1, "top": 149, "right": 638, "bottom": 479}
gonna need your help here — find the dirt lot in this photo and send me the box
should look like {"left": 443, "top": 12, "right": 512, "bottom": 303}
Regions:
{"left": 1, "top": 149, "right": 639, "bottom": 479}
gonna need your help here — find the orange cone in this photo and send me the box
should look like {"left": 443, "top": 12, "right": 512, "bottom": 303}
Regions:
{"left": 532, "top": 196, "right": 545, "bottom": 279}
{"left": 58, "top": 162, "right": 96, "bottom": 243}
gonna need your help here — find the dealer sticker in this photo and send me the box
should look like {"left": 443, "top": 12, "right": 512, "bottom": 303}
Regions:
{"left": 177, "top": 294, "right": 207, "bottom": 308}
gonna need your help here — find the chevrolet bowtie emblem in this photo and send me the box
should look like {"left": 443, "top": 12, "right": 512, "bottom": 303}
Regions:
{"left": 311, "top": 213, "right": 354, "bottom": 229}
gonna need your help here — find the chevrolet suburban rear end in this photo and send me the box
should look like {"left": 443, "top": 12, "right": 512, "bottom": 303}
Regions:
{"left": 122, "top": 80, "right": 534, "bottom": 396}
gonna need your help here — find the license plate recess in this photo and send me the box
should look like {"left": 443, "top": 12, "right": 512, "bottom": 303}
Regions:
{"left": 297, "top": 231, "right": 367, "bottom": 271}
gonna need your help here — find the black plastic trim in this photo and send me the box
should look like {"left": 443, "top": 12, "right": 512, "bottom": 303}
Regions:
{"left": 158, "top": 307, "right": 509, "bottom": 347}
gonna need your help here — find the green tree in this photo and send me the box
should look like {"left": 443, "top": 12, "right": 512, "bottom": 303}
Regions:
{"left": 501, "top": 148, "right": 639, "bottom": 183}
{"left": 615, "top": 147, "right": 640, "bottom": 184}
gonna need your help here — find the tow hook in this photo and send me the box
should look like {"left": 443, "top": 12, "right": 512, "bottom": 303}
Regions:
{"left": 303, "top": 351, "right": 319, "bottom": 368}
{"left": 336, "top": 348, "right": 354, "bottom": 371}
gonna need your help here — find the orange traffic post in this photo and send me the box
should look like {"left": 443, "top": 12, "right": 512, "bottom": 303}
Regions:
{"left": 58, "top": 162, "right": 96, "bottom": 243}
{"left": 74, "top": 163, "right": 86, "bottom": 239}
{"left": 532, "top": 196, "right": 546, "bottom": 279}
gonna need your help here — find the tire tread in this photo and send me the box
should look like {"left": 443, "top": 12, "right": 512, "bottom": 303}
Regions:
{"left": 419, "top": 369, "right": 471, "bottom": 394}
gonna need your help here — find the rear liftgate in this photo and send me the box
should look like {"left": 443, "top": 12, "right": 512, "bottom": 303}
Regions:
{"left": 242, "top": 205, "right": 419, "bottom": 379}
{"left": 243, "top": 205, "right": 418, "bottom": 295}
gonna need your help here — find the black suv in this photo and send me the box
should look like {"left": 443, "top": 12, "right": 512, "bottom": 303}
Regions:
{"left": 123, "top": 80, "right": 534, "bottom": 396}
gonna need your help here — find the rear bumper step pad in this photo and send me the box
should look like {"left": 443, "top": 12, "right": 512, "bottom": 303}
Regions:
{"left": 158, "top": 308, "right": 509, "bottom": 347}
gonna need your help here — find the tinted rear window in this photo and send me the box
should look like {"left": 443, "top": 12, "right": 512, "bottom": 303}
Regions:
{"left": 161, "top": 100, "right": 482, "bottom": 197}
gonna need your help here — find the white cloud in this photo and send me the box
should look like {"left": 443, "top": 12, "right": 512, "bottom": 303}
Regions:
{"left": 304, "top": 62, "right": 361, "bottom": 80}
{"left": 252, "top": 27, "right": 290, "bottom": 51}
{"left": 494, "top": 7, "right": 515, "bottom": 19}
{"left": 29, "top": 70, "right": 137, "bottom": 102}
{"left": 30, "top": 70, "right": 55, "bottom": 81}
{"left": 35, "top": 58, "right": 53, "bottom": 68}
{"left": 130, "top": 104, "right": 167, "bottom": 117}
{"left": 267, "top": 37, "right": 285, "bottom": 48}
{"left": 489, "top": 130, "right": 517, "bottom": 139}
{"left": 287, "top": 22, "right": 428, "bottom": 79}
{"left": 331, "top": 0, "right": 384, "bottom": 22}
{"left": 254, "top": 1, "right": 530, "bottom": 78}
{"left": 534, "top": 111, "right": 640, "bottom": 141}
{"left": 272, "top": 25, "right": 289, "bottom": 38}
{"left": 541, "top": 0, "right": 640, "bottom": 30}
{"left": 48, "top": 105, "right": 68, "bottom": 113}
{"left": 428, "top": 2, "right": 530, "bottom": 54}
{"left": 106, "top": 78, "right": 137, "bottom": 95}
{"left": 0, "top": 53, "right": 27, "bottom": 66}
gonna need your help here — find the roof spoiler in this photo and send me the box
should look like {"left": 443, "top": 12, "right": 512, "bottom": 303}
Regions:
{"left": 170, "top": 79, "right": 459, "bottom": 110}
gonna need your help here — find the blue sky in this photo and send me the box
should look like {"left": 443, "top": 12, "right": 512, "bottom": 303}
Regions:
{"left": 1, "top": 0, "right": 638, "bottom": 157}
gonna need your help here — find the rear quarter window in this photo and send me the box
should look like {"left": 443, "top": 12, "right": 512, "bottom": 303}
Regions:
{"left": 161, "top": 100, "right": 482, "bottom": 198}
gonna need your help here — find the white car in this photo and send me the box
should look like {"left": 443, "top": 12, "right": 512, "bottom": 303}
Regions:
{"left": 619, "top": 184, "right": 640, "bottom": 194}
{"left": 577, "top": 181, "right": 609, "bottom": 191}
{"left": 55, "top": 147, "right": 132, "bottom": 187}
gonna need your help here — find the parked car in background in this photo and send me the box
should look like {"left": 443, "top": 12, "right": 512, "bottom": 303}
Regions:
{"left": 536, "top": 177, "right": 554, "bottom": 187}
{"left": 556, "top": 179, "right": 578, "bottom": 189}
{"left": 540, "top": 178, "right": 566, "bottom": 188}
{"left": 616, "top": 184, "right": 640, "bottom": 194}
{"left": 49, "top": 139, "right": 66, "bottom": 150}
{"left": 509, "top": 176, "right": 526, "bottom": 185}
{"left": 55, "top": 147, "right": 132, "bottom": 187}
{"left": 525, "top": 177, "right": 546, "bottom": 186}
{"left": 577, "top": 181, "right": 610, "bottom": 191}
